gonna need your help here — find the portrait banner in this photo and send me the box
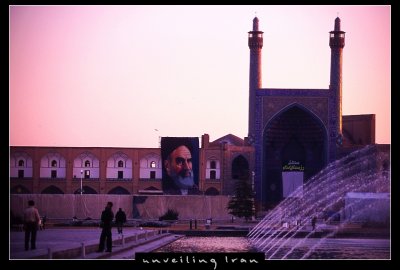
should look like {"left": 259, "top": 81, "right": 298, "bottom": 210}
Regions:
{"left": 161, "top": 137, "right": 199, "bottom": 195}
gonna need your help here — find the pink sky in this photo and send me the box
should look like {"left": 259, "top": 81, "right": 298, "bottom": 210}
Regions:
{"left": 10, "top": 5, "right": 390, "bottom": 148}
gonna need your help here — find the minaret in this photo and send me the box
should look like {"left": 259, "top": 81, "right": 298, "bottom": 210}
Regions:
{"left": 329, "top": 17, "right": 345, "bottom": 141}
{"left": 248, "top": 17, "right": 263, "bottom": 142}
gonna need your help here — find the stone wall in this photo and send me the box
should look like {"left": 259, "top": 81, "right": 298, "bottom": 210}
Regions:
{"left": 132, "top": 195, "right": 232, "bottom": 220}
{"left": 344, "top": 192, "right": 390, "bottom": 225}
{"left": 10, "top": 194, "right": 232, "bottom": 221}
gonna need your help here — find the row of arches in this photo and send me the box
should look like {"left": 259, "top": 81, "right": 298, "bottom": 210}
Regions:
{"left": 11, "top": 151, "right": 222, "bottom": 181}
{"left": 11, "top": 144, "right": 252, "bottom": 197}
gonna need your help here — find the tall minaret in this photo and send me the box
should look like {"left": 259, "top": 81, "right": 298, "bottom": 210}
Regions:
{"left": 248, "top": 17, "right": 263, "bottom": 142}
{"left": 329, "top": 17, "right": 345, "bottom": 141}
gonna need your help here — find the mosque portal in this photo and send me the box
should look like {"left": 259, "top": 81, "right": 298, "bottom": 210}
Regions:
{"left": 262, "top": 104, "right": 327, "bottom": 207}
{"left": 248, "top": 17, "right": 345, "bottom": 210}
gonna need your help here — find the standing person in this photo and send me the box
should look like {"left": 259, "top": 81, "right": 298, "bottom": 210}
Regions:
{"left": 115, "top": 208, "right": 127, "bottom": 235}
{"left": 23, "top": 200, "right": 41, "bottom": 251}
{"left": 97, "top": 202, "right": 114, "bottom": 252}
{"left": 41, "top": 215, "right": 47, "bottom": 230}
{"left": 311, "top": 216, "right": 317, "bottom": 231}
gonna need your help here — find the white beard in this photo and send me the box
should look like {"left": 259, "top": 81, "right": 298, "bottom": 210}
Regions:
{"left": 170, "top": 170, "right": 195, "bottom": 189}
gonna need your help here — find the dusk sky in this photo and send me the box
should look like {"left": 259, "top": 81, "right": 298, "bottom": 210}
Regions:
{"left": 10, "top": 5, "right": 390, "bottom": 148}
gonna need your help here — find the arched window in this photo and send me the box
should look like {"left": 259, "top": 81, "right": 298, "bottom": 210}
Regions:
{"left": 204, "top": 187, "right": 220, "bottom": 196}
{"left": 210, "top": 161, "right": 216, "bottom": 169}
{"left": 84, "top": 160, "right": 90, "bottom": 167}
{"left": 74, "top": 186, "right": 98, "bottom": 194}
{"left": 11, "top": 185, "right": 31, "bottom": 194}
{"left": 206, "top": 158, "right": 220, "bottom": 180}
{"left": 108, "top": 186, "right": 130, "bottom": 195}
{"left": 232, "top": 155, "right": 249, "bottom": 180}
{"left": 18, "top": 160, "right": 24, "bottom": 167}
{"left": 51, "top": 160, "right": 57, "bottom": 167}
{"left": 41, "top": 185, "right": 64, "bottom": 194}
{"left": 118, "top": 160, "right": 124, "bottom": 167}
{"left": 139, "top": 154, "right": 161, "bottom": 180}
{"left": 210, "top": 170, "right": 216, "bottom": 180}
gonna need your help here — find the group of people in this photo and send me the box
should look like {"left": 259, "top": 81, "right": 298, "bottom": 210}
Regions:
{"left": 97, "top": 203, "right": 127, "bottom": 253}
{"left": 22, "top": 200, "right": 127, "bottom": 253}
{"left": 21, "top": 140, "right": 198, "bottom": 252}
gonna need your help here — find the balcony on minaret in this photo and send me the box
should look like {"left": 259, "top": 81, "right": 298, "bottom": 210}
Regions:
{"left": 329, "top": 17, "right": 345, "bottom": 48}
{"left": 329, "top": 31, "right": 345, "bottom": 48}
{"left": 248, "top": 16, "right": 263, "bottom": 49}
{"left": 249, "top": 33, "right": 263, "bottom": 38}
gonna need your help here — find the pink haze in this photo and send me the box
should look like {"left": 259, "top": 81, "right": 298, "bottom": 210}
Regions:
{"left": 10, "top": 5, "right": 390, "bottom": 147}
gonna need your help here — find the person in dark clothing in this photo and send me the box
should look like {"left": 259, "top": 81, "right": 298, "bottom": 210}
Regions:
{"left": 41, "top": 215, "right": 47, "bottom": 230}
{"left": 311, "top": 216, "right": 317, "bottom": 231}
{"left": 97, "top": 202, "right": 114, "bottom": 252}
{"left": 115, "top": 208, "right": 127, "bottom": 234}
{"left": 23, "top": 200, "right": 41, "bottom": 251}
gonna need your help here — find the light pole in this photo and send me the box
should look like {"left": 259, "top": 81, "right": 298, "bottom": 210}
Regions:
{"left": 251, "top": 171, "right": 255, "bottom": 193}
{"left": 251, "top": 171, "right": 255, "bottom": 220}
{"left": 154, "top": 128, "right": 161, "bottom": 148}
{"left": 80, "top": 170, "right": 83, "bottom": 195}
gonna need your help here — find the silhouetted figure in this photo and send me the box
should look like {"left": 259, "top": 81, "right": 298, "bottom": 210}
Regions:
{"left": 97, "top": 202, "right": 114, "bottom": 252}
{"left": 115, "top": 208, "right": 127, "bottom": 234}
{"left": 23, "top": 200, "right": 40, "bottom": 251}
{"left": 41, "top": 215, "right": 47, "bottom": 230}
{"left": 311, "top": 216, "right": 317, "bottom": 231}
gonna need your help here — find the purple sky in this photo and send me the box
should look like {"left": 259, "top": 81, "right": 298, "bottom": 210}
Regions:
{"left": 10, "top": 5, "right": 390, "bottom": 148}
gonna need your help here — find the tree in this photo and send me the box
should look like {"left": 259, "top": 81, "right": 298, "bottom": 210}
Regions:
{"left": 159, "top": 209, "right": 179, "bottom": 221}
{"left": 227, "top": 177, "right": 255, "bottom": 221}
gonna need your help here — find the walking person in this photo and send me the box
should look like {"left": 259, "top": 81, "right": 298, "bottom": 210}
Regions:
{"left": 23, "top": 200, "right": 41, "bottom": 251}
{"left": 115, "top": 208, "right": 127, "bottom": 235}
{"left": 97, "top": 202, "right": 114, "bottom": 252}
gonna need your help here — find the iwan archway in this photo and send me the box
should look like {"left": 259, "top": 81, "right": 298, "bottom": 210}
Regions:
{"left": 262, "top": 104, "right": 328, "bottom": 209}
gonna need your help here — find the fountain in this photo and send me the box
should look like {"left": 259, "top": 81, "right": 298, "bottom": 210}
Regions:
{"left": 248, "top": 145, "right": 390, "bottom": 259}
